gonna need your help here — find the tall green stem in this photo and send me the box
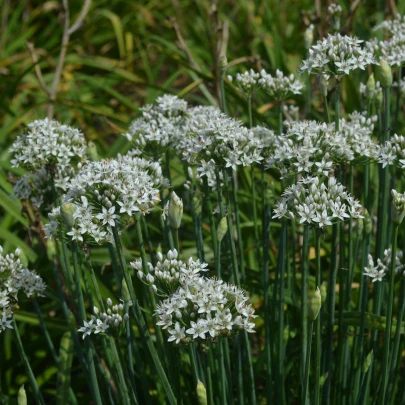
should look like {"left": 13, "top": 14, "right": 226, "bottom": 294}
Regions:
{"left": 314, "top": 229, "right": 322, "bottom": 405}
{"left": 379, "top": 225, "right": 399, "bottom": 403}
{"left": 12, "top": 319, "right": 46, "bottom": 405}
{"left": 111, "top": 226, "right": 176, "bottom": 405}
{"left": 301, "top": 225, "right": 310, "bottom": 405}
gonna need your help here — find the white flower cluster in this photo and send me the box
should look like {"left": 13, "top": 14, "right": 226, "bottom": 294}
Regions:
{"left": 44, "top": 155, "right": 163, "bottom": 244}
{"left": 124, "top": 94, "right": 188, "bottom": 157}
{"left": 251, "top": 126, "right": 280, "bottom": 160}
{"left": 299, "top": 34, "right": 376, "bottom": 77}
{"left": 393, "top": 78, "right": 405, "bottom": 94}
{"left": 228, "top": 69, "right": 260, "bottom": 96}
{"left": 155, "top": 277, "right": 256, "bottom": 344}
{"left": 181, "top": 106, "right": 263, "bottom": 171}
{"left": 282, "top": 104, "right": 300, "bottom": 124}
{"left": 273, "top": 176, "right": 363, "bottom": 227}
{"left": 265, "top": 115, "right": 377, "bottom": 178}
{"left": 328, "top": 3, "right": 342, "bottom": 15}
{"left": 78, "top": 298, "right": 129, "bottom": 339}
{"left": 0, "top": 247, "right": 46, "bottom": 333}
{"left": 258, "top": 69, "right": 303, "bottom": 101}
{"left": 376, "top": 134, "right": 405, "bottom": 168}
{"left": 132, "top": 249, "right": 208, "bottom": 296}
{"left": 368, "top": 14, "right": 405, "bottom": 66}
{"left": 364, "top": 249, "right": 405, "bottom": 282}
{"left": 10, "top": 118, "right": 87, "bottom": 208}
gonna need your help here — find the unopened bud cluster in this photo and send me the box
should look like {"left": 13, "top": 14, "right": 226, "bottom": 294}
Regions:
{"left": 78, "top": 298, "right": 130, "bottom": 339}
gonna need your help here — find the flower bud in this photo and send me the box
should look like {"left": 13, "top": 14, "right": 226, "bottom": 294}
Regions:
{"left": 196, "top": 380, "right": 208, "bottom": 405}
{"left": 121, "top": 279, "right": 131, "bottom": 302}
{"left": 304, "top": 24, "right": 314, "bottom": 50}
{"left": 94, "top": 306, "right": 99, "bottom": 315}
{"left": 320, "top": 282, "right": 327, "bottom": 303}
{"left": 378, "top": 59, "right": 393, "bottom": 88}
{"left": 217, "top": 216, "right": 228, "bottom": 243}
{"left": 87, "top": 141, "right": 99, "bottom": 161}
{"left": 391, "top": 189, "right": 405, "bottom": 225}
{"left": 61, "top": 203, "right": 75, "bottom": 229}
{"left": 362, "top": 349, "right": 373, "bottom": 374}
{"left": 365, "top": 74, "right": 375, "bottom": 99}
{"left": 107, "top": 298, "right": 113, "bottom": 306}
{"left": 168, "top": 192, "right": 183, "bottom": 229}
{"left": 18, "top": 385, "right": 27, "bottom": 405}
{"left": 219, "top": 55, "right": 228, "bottom": 78}
{"left": 308, "top": 287, "right": 322, "bottom": 321}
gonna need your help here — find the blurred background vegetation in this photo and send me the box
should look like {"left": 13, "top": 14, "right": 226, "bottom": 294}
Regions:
{"left": 1, "top": 0, "right": 405, "bottom": 402}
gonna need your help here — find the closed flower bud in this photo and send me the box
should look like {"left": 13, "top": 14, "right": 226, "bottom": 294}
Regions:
{"left": 123, "top": 313, "right": 129, "bottom": 322}
{"left": 168, "top": 192, "right": 183, "bottom": 229}
{"left": 87, "top": 141, "right": 99, "bottom": 161}
{"left": 219, "top": 55, "right": 228, "bottom": 77}
{"left": 362, "top": 349, "right": 373, "bottom": 374}
{"left": 308, "top": 287, "right": 322, "bottom": 321}
{"left": 18, "top": 385, "right": 27, "bottom": 405}
{"left": 304, "top": 24, "right": 314, "bottom": 49}
{"left": 122, "top": 280, "right": 131, "bottom": 302}
{"left": 61, "top": 203, "right": 75, "bottom": 229}
{"left": 320, "top": 282, "right": 327, "bottom": 303}
{"left": 196, "top": 380, "right": 208, "bottom": 405}
{"left": 366, "top": 74, "right": 375, "bottom": 99}
{"left": 378, "top": 59, "right": 393, "bottom": 88}
{"left": 391, "top": 189, "right": 405, "bottom": 225}
{"left": 107, "top": 298, "right": 113, "bottom": 306}
{"left": 217, "top": 216, "right": 228, "bottom": 242}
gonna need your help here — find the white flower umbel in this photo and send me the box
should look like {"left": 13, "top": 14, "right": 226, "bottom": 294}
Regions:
{"left": 10, "top": 118, "right": 87, "bottom": 208}
{"left": 155, "top": 276, "right": 256, "bottom": 344}
{"left": 0, "top": 246, "right": 46, "bottom": 333}
{"left": 124, "top": 94, "right": 188, "bottom": 158}
{"left": 273, "top": 176, "right": 363, "bottom": 228}
{"left": 376, "top": 134, "right": 405, "bottom": 169}
{"left": 45, "top": 155, "right": 163, "bottom": 245}
{"left": 132, "top": 249, "right": 208, "bottom": 296}
{"left": 258, "top": 69, "right": 303, "bottom": 101}
{"left": 299, "top": 34, "right": 376, "bottom": 77}
{"left": 368, "top": 15, "right": 405, "bottom": 67}
{"left": 181, "top": 106, "right": 263, "bottom": 171}
{"left": 78, "top": 298, "right": 129, "bottom": 339}
{"left": 364, "top": 249, "right": 405, "bottom": 282}
{"left": 266, "top": 115, "right": 378, "bottom": 178}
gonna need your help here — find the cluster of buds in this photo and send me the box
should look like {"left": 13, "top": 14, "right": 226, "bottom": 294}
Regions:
{"left": 78, "top": 298, "right": 129, "bottom": 339}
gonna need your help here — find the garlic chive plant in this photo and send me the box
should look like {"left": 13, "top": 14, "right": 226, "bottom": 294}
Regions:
{"left": 7, "top": 8, "right": 405, "bottom": 405}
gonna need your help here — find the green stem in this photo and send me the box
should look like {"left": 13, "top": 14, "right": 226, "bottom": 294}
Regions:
{"left": 111, "top": 226, "right": 177, "bottom": 405}
{"left": 263, "top": 201, "right": 272, "bottom": 402}
{"left": 303, "top": 321, "right": 314, "bottom": 405}
{"left": 323, "top": 223, "right": 340, "bottom": 405}
{"left": 323, "top": 90, "right": 330, "bottom": 123}
{"left": 229, "top": 168, "right": 245, "bottom": 280}
{"left": 388, "top": 279, "right": 405, "bottom": 405}
{"left": 247, "top": 94, "right": 253, "bottom": 128}
{"left": 12, "top": 319, "right": 46, "bottom": 405}
{"left": 314, "top": 229, "right": 322, "bottom": 405}
{"left": 277, "top": 221, "right": 287, "bottom": 405}
{"left": 394, "top": 66, "right": 402, "bottom": 132}
{"left": 32, "top": 298, "right": 58, "bottom": 364}
{"left": 335, "top": 81, "right": 340, "bottom": 131}
{"left": 379, "top": 225, "right": 399, "bottom": 403}
{"left": 251, "top": 165, "right": 261, "bottom": 267}
{"left": 220, "top": 71, "right": 227, "bottom": 114}
{"left": 301, "top": 225, "right": 310, "bottom": 404}
{"left": 202, "top": 176, "right": 218, "bottom": 260}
